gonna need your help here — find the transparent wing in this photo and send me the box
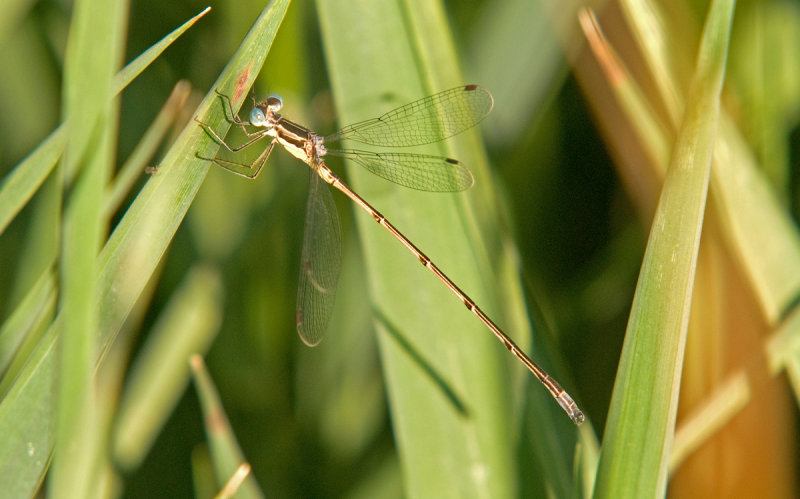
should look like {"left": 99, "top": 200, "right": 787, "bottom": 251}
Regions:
{"left": 325, "top": 85, "right": 493, "bottom": 147}
{"left": 327, "top": 149, "right": 474, "bottom": 192}
{"left": 296, "top": 170, "right": 342, "bottom": 346}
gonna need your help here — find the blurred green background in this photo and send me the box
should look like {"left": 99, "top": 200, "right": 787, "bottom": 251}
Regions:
{"left": 0, "top": 0, "right": 798, "bottom": 497}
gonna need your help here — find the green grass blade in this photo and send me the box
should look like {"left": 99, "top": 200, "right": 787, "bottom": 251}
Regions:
{"left": 585, "top": 0, "right": 800, "bottom": 426}
{"left": 619, "top": 0, "right": 800, "bottom": 326}
{"left": 0, "top": 268, "right": 56, "bottom": 381}
{"left": 0, "top": 6, "right": 210, "bottom": 236}
{"left": 468, "top": 0, "right": 568, "bottom": 147}
{"left": 317, "top": 1, "right": 512, "bottom": 495}
{"left": 0, "top": 128, "right": 66, "bottom": 236}
{"left": 592, "top": 1, "right": 735, "bottom": 497}
{"left": 96, "top": 0, "right": 290, "bottom": 359}
{"left": 317, "top": 0, "right": 583, "bottom": 496}
{"left": 113, "top": 265, "right": 223, "bottom": 471}
{"left": 0, "top": 323, "right": 58, "bottom": 497}
{"left": 51, "top": 0, "right": 127, "bottom": 494}
{"left": 0, "top": 2, "right": 290, "bottom": 495}
{"left": 587, "top": 0, "right": 800, "bottom": 414}
{"left": 190, "top": 354, "right": 264, "bottom": 499}
{"left": 110, "top": 7, "right": 210, "bottom": 98}
{"left": 104, "top": 80, "right": 192, "bottom": 216}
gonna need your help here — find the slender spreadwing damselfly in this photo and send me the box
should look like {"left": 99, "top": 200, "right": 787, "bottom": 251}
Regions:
{"left": 195, "top": 85, "right": 584, "bottom": 425}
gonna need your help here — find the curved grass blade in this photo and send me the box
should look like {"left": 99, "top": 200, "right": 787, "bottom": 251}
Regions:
{"left": 0, "top": 6, "right": 211, "bottom": 236}
{"left": 0, "top": 2, "right": 290, "bottom": 496}
{"left": 190, "top": 355, "right": 264, "bottom": 499}
{"left": 618, "top": 0, "right": 800, "bottom": 326}
{"left": 113, "top": 265, "right": 223, "bottom": 471}
{"left": 592, "top": 1, "right": 735, "bottom": 497}
{"left": 96, "top": 0, "right": 290, "bottom": 361}
{"left": 0, "top": 269, "right": 56, "bottom": 382}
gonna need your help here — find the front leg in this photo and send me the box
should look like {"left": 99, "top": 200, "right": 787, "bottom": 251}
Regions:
{"left": 194, "top": 112, "right": 272, "bottom": 153}
{"left": 213, "top": 90, "right": 247, "bottom": 126}
{"left": 197, "top": 138, "right": 277, "bottom": 180}
{"left": 213, "top": 90, "right": 265, "bottom": 137}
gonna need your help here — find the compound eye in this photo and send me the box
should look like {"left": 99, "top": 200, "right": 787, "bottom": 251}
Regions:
{"left": 249, "top": 108, "right": 267, "bottom": 126}
{"left": 266, "top": 94, "right": 283, "bottom": 112}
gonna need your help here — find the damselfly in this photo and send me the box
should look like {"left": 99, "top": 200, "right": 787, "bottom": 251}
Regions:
{"left": 195, "top": 85, "right": 584, "bottom": 425}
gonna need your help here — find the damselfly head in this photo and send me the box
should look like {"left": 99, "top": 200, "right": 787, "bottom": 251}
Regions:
{"left": 250, "top": 95, "right": 283, "bottom": 127}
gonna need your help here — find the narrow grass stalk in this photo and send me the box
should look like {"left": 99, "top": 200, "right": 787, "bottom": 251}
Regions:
{"left": 113, "top": 265, "right": 223, "bottom": 471}
{"left": 51, "top": 0, "right": 127, "bottom": 495}
{"left": 190, "top": 354, "right": 264, "bottom": 499}
{"left": 592, "top": 0, "right": 735, "bottom": 497}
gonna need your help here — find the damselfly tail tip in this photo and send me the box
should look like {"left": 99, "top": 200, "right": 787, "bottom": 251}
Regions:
{"left": 556, "top": 391, "right": 585, "bottom": 426}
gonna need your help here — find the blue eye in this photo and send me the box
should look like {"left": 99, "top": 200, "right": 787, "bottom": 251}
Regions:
{"left": 266, "top": 94, "right": 283, "bottom": 112}
{"left": 250, "top": 108, "right": 267, "bottom": 126}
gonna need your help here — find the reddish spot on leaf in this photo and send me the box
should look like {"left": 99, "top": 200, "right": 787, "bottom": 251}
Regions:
{"left": 234, "top": 64, "right": 252, "bottom": 103}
